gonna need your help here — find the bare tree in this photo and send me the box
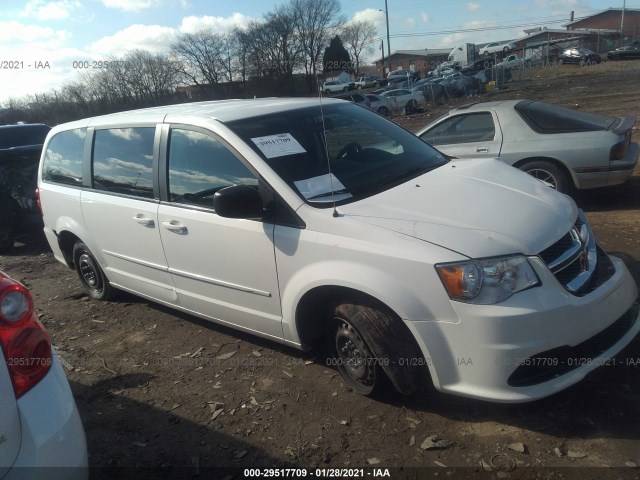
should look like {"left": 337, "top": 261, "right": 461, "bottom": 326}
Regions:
{"left": 341, "top": 20, "right": 377, "bottom": 76}
{"left": 170, "top": 29, "right": 228, "bottom": 95}
{"left": 288, "top": 0, "right": 345, "bottom": 76}
{"left": 242, "top": 8, "right": 303, "bottom": 84}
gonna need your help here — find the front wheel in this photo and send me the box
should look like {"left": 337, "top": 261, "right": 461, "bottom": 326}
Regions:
{"left": 377, "top": 106, "right": 389, "bottom": 116}
{"left": 328, "top": 300, "right": 422, "bottom": 396}
{"left": 520, "top": 160, "right": 570, "bottom": 193}
{"left": 73, "top": 241, "right": 115, "bottom": 300}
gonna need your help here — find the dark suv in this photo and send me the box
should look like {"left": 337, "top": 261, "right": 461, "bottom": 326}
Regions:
{"left": 0, "top": 123, "right": 51, "bottom": 251}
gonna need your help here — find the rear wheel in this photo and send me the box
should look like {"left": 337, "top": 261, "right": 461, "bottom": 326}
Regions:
{"left": 405, "top": 100, "right": 417, "bottom": 115}
{"left": 73, "top": 241, "right": 115, "bottom": 300}
{"left": 520, "top": 160, "right": 570, "bottom": 193}
{"left": 378, "top": 106, "right": 389, "bottom": 116}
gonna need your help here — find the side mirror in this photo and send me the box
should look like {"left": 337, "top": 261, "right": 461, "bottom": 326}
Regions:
{"left": 213, "top": 185, "right": 263, "bottom": 219}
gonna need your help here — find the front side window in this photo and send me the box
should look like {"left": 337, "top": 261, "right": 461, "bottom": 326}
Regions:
{"left": 92, "top": 127, "right": 155, "bottom": 198}
{"left": 42, "top": 128, "right": 85, "bottom": 186}
{"left": 420, "top": 112, "right": 495, "bottom": 145}
{"left": 168, "top": 128, "right": 257, "bottom": 208}
{"left": 228, "top": 102, "right": 447, "bottom": 206}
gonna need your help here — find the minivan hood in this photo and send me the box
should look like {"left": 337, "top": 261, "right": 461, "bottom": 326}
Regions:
{"left": 339, "top": 159, "right": 577, "bottom": 258}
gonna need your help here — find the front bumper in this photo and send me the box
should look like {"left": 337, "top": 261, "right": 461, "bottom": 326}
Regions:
{"left": 408, "top": 254, "right": 639, "bottom": 403}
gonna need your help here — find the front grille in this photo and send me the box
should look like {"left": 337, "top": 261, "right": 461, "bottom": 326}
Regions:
{"left": 507, "top": 303, "right": 639, "bottom": 387}
{"left": 538, "top": 211, "right": 614, "bottom": 296}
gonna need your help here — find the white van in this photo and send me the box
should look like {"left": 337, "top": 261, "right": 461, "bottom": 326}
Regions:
{"left": 37, "top": 98, "right": 639, "bottom": 402}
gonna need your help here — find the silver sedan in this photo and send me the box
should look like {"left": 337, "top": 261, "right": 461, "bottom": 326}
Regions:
{"left": 416, "top": 99, "right": 639, "bottom": 193}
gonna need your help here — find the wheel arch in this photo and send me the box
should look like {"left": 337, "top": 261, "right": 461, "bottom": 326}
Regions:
{"left": 294, "top": 285, "right": 431, "bottom": 393}
{"left": 512, "top": 156, "right": 577, "bottom": 189}
{"left": 57, "top": 230, "right": 82, "bottom": 268}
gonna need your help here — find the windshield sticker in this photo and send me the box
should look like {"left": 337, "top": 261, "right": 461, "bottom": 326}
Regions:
{"left": 251, "top": 133, "right": 306, "bottom": 159}
{"left": 294, "top": 173, "right": 351, "bottom": 201}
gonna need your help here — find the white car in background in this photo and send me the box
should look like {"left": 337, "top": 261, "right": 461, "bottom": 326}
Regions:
{"left": 380, "top": 88, "right": 425, "bottom": 114}
{"left": 416, "top": 99, "right": 639, "bottom": 193}
{"left": 0, "top": 271, "right": 87, "bottom": 480}
{"left": 320, "top": 80, "right": 350, "bottom": 94}
{"left": 480, "top": 41, "right": 517, "bottom": 56}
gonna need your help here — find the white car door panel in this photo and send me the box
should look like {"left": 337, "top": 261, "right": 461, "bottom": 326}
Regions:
{"left": 158, "top": 126, "right": 282, "bottom": 337}
{"left": 420, "top": 111, "right": 502, "bottom": 159}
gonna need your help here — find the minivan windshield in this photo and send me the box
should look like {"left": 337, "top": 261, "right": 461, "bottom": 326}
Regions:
{"left": 227, "top": 103, "right": 447, "bottom": 205}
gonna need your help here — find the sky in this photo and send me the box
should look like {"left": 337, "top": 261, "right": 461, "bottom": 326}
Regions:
{"left": 0, "top": 0, "right": 636, "bottom": 104}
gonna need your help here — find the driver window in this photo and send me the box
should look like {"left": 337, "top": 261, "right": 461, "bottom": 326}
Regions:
{"left": 420, "top": 112, "right": 495, "bottom": 145}
{"left": 168, "top": 128, "right": 257, "bottom": 208}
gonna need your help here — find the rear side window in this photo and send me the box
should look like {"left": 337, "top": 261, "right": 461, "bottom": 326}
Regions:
{"left": 42, "top": 128, "right": 85, "bottom": 186}
{"left": 515, "top": 100, "right": 613, "bottom": 133}
{"left": 167, "top": 128, "right": 257, "bottom": 208}
{"left": 0, "top": 125, "right": 50, "bottom": 149}
{"left": 92, "top": 127, "right": 155, "bottom": 198}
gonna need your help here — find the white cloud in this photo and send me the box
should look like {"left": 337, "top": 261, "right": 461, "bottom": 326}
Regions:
{"left": 89, "top": 24, "right": 178, "bottom": 56}
{"left": 101, "top": 0, "right": 160, "bottom": 12}
{"left": 179, "top": 13, "right": 254, "bottom": 34}
{"left": 467, "top": 2, "right": 481, "bottom": 12}
{"left": 0, "top": 20, "right": 70, "bottom": 44}
{"left": 352, "top": 8, "right": 386, "bottom": 29}
{"left": 421, "top": 12, "right": 430, "bottom": 23}
{"left": 403, "top": 17, "right": 416, "bottom": 27}
{"left": 21, "top": 0, "right": 80, "bottom": 20}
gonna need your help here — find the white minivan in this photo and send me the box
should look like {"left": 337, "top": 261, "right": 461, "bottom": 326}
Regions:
{"left": 37, "top": 98, "right": 640, "bottom": 402}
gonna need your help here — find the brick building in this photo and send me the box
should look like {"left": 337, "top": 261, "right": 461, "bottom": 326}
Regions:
{"left": 373, "top": 49, "right": 451, "bottom": 77}
{"left": 566, "top": 8, "right": 640, "bottom": 43}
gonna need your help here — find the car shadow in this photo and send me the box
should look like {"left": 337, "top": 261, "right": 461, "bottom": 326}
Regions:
{"left": 3, "top": 227, "right": 51, "bottom": 256}
{"left": 573, "top": 175, "right": 640, "bottom": 212}
{"left": 70, "top": 375, "right": 299, "bottom": 480}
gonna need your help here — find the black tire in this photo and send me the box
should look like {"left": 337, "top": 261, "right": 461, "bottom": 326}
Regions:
{"left": 503, "top": 46, "right": 509, "bottom": 53}
{"left": 72, "top": 241, "right": 114, "bottom": 300}
{"left": 343, "top": 87, "right": 348, "bottom": 92}
{"left": 405, "top": 100, "right": 417, "bottom": 115}
{"left": 377, "top": 106, "right": 389, "bottom": 116}
{"left": 520, "top": 160, "right": 570, "bottom": 193}
{"left": 328, "top": 300, "right": 422, "bottom": 396}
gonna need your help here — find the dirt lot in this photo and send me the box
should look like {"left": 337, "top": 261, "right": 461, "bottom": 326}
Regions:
{"left": 2, "top": 62, "right": 640, "bottom": 480}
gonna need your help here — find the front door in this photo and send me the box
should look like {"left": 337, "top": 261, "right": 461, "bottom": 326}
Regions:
{"left": 157, "top": 126, "right": 282, "bottom": 338}
{"left": 419, "top": 111, "right": 502, "bottom": 159}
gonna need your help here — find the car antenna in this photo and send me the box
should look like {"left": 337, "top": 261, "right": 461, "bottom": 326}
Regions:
{"left": 315, "top": 72, "right": 340, "bottom": 218}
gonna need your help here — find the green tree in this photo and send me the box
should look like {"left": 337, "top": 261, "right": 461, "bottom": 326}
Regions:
{"left": 322, "top": 35, "right": 351, "bottom": 73}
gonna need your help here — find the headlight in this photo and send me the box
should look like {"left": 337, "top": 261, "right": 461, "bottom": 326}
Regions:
{"left": 435, "top": 255, "right": 540, "bottom": 304}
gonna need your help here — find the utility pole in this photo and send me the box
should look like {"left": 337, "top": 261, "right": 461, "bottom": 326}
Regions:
{"left": 385, "top": 0, "right": 391, "bottom": 61}
{"left": 621, "top": 0, "right": 626, "bottom": 40}
{"left": 380, "top": 40, "right": 385, "bottom": 76}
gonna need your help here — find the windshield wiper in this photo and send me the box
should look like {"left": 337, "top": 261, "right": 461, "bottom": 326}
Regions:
{"left": 307, "top": 188, "right": 351, "bottom": 200}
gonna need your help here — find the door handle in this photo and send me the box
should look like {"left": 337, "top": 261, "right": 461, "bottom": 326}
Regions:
{"left": 162, "top": 220, "right": 187, "bottom": 234}
{"left": 133, "top": 214, "right": 155, "bottom": 227}
{"left": 476, "top": 146, "right": 489, "bottom": 153}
